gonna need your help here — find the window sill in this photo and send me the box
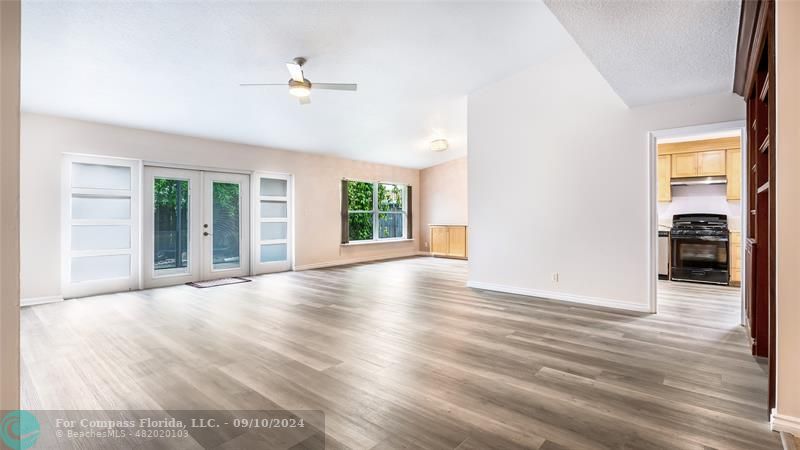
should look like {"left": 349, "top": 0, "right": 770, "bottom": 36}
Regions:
{"left": 341, "top": 238, "right": 414, "bottom": 247}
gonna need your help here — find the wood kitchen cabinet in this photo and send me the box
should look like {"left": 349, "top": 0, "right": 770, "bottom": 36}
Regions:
{"left": 697, "top": 150, "right": 727, "bottom": 176}
{"left": 671, "top": 153, "right": 699, "bottom": 178}
{"left": 671, "top": 150, "right": 727, "bottom": 178}
{"left": 657, "top": 155, "right": 671, "bottom": 202}
{"left": 726, "top": 149, "right": 742, "bottom": 200}
{"left": 730, "top": 231, "right": 741, "bottom": 286}
{"left": 429, "top": 225, "right": 468, "bottom": 259}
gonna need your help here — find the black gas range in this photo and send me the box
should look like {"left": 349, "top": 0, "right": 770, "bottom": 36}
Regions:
{"left": 670, "top": 213, "right": 730, "bottom": 285}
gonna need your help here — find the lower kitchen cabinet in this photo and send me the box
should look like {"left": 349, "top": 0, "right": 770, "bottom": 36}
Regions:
{"left": 430, "top": 225, "right": 468, "bottom": 259}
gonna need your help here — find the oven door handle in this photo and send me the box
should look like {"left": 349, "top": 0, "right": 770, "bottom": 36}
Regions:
{"left": 671, "top": 236, "right": 729, "bottom": 242}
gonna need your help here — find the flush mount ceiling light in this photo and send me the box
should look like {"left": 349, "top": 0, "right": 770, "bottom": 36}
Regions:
{"left": 430, "top": 139, "right": 449, "bottom": 152}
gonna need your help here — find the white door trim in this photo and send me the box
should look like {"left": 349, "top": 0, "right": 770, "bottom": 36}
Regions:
{"left": 647, "top": 120, "right": 747, "bottom": 316}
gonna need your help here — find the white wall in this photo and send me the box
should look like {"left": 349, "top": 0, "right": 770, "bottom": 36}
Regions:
{"left": 658, "top": 184, "right": 741, "bottom": 231}
{"left": 774, "top": 0, "right": 800, "bottom": 432}
{"left": 467, "top": 32, "right": 745, "bottom": 312}
{"left": 419, "top": 157, "right": 468, "bottom": 251}
{"left": 20, "top": 113, "right": 421, "bottom": 301}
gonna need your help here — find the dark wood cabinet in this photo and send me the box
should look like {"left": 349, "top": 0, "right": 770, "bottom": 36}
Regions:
{"left": 734, "top": 0, "right": 776, "bottom": 414}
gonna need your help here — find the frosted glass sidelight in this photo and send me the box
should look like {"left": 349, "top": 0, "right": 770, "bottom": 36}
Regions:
{"left": 260, "top": 178, "right": 287, "bottom": 197}
{"left": 72, "top": 163, "right": 131, "bottom": 190}
{"left": 72, "top": 196, "right": 131, "bottom": 220}
{"left": 260, "top": 244, "right": 287, "bottom": 262}
{"left": 71, "top": 254, "right": 130, "bottom": 283}
{"left": 260, "top": 201, "right": 287, "bottom": 219}
{"left": 260, "top": 222, "right": 287, "bottom": 241}
{"left": 72, "top": 225, "right": 130, "bottom": 251}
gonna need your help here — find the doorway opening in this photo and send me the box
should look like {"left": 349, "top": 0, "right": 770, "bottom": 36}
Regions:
{"left": 649, "top": 121, "right": 746, "bottom": 322}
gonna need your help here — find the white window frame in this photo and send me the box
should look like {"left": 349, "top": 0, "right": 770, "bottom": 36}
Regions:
{"left": 346, "top": 180, "right": 408, "bottom": 242}
{"left": 62, "top": 154, "right": 141, "bottom": 298}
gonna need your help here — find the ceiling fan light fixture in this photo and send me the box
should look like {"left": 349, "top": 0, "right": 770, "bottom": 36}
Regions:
{"left": 288, "top": 79, "right": 311, "bottom": 98}
{"left": 430, "top": 139, "right": 449, "bottom": 152}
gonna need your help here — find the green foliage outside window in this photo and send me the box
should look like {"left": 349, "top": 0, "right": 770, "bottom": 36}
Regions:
{"left": 348, "top": 182, "right": 374, "bottom": 241}
{"left": 347, "top": 181, "right": 405, "bottom": 241}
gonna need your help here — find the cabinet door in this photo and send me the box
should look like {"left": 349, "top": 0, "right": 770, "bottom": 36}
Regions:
{"left": 698, "top": 150, "right": 726, "bottom": 176}
{"left": 447, "top": 226, "right": 467, "bottom": 258}
{"left": 430, "top": 227, "right": 449, "bottom": 255}
{"left": 726, "top": 149, "right": 742, "bottom": 200}
{"left": 657, "top": 154, "right": 672, "bottom": 202}
{"left": 730, "top": 231, "right": 741, "bottom": 284}
{"left": 671, "top": 153, "right": 698, "bottom": 178}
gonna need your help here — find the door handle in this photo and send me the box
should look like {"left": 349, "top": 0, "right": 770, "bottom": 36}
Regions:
{"left": 203, "top": 232, "right": 210, "bottom": 237}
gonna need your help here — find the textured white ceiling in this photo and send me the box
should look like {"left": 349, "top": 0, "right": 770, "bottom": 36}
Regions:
{"left": 544, "top": 0, "right": 740, "bottom": 107}
{"left": 21, "top": 1, "right": 570, "bottom": 168}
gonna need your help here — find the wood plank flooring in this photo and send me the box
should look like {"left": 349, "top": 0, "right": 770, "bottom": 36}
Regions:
{"left": 21, "top": 257, "right": 780, "bottom": 449}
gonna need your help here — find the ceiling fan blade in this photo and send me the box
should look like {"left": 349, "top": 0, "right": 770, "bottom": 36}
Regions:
{"left": 312, "top": 83, "right": 357, "bottom": 91}
{"left": 299, "top": 96, "right": 311, "bottom": 105}
{"left": 286, "top": 63, "right": 305, "bottom": 82}
{"left": 240, "top": 83, "right": 288, "bottom": 86}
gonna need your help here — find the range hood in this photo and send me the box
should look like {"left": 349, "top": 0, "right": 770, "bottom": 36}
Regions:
{"left": 671, "top": 176, "right": 727, "bottom": 186}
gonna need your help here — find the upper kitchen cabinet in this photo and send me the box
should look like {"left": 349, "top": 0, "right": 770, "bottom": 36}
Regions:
{"left": 657, "top": 155, "right": 672, "bottom": 202}
{"left": 657, "top": 136, "right": 741, "bottom": 202}
{"left": 726, "top": 149, "right": 742, "bottom": 200}
{"left": 671, "top": 152, "right": 699, "bottom": 178}
{"left": 697, "top": 150, "right": 727, "bottom": 176}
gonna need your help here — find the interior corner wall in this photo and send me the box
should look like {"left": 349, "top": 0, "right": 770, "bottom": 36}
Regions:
{"left": 419, "top": 156, "right": 468, "bottom": 251}
{"left": 467, "top": 36, "right": 745, "bottom": 311}
{"left": 775, "top": 0, "right": 800, "bottom": 428}
{"left": 20, "top": 113, "right": 420, "bottom": 300}
{"left": 0, "top": 0, "right": 21, "bottom": 410}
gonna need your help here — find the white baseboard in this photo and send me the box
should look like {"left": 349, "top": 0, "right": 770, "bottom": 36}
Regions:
{"left": 21, "top": 295, "right": 64, "bottom": 307}
{"left": 772, "top": 410, "right": 800, "bottom": 436}
{"left": 466, "top": 280, "right": 653, "bottom": 314}
{"left": 294, "top": 252, "right": 421, "bottom": 271}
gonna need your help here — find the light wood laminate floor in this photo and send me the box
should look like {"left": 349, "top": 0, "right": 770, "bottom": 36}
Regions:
{"left": 22, "top": 257, "right": 779, "bottom": 449}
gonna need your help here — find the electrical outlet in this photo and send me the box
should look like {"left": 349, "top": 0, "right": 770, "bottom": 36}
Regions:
{"left": 552, "top": 272, "right": 559, "bottom": 282}
{"left": 425, "top": 242, "right": 429, "bottom": 249}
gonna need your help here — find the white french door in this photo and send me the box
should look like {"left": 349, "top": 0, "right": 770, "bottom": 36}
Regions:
{"left": 142, "top": 167, "right": 250, "bottom": 288}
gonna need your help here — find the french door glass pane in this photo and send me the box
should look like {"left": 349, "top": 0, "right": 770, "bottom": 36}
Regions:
{"left": 212, "top": 182, "right": 241, "bottom": 270}
{"left": 260, "top": 243, "right": 287, "bottom": 262}
{"left": 71, "top": 254, "right": 130, "bottom": 283}
{"left": 72, "top": 163, "right": 131, "bottom": 190}
{"left": 260, "top": 178, "right": 287, "bottom": 197}
{"left": 260, "top": 201, "right": 287, "bottom": 219}
{"left": 72, "top": 225, "right": 130, "bottom": 251}
{"left": 378, "top": 213, "right": 404, "bottom": 238}
{"left": 153, "top": 178, "right": 189, "bottom": 272}
{"left": 260, "top": 222, "right": 287, "bottom": 240}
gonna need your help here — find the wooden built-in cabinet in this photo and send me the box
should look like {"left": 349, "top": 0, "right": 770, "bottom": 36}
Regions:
{"left": 657, "top": 137, "right": 742, "bottom": 202}
{"left": 429, "top": 225, "right": 468, "bottom": 259}
{"left": 734, "top": 0, "right": 776, "bottom": 413}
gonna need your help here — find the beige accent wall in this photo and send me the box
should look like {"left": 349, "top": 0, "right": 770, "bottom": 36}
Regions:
{"left": 20, "top": 113, "right": 420, "bottom": 300}
{"left": 0, "top": 0, "right": 20, "bottom": 410}
{"left": 419, "top": 157, "right": 468, "bottom": 251}
{"left": 775, "top": 0, "right": 800, "bottom": 425}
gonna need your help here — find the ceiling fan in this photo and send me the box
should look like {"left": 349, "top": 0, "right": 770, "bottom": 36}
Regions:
{"left": 240, "top": 57, "right": 357, "bottom": 105}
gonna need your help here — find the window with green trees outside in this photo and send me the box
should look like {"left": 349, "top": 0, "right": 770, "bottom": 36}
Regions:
{"left": 347, "top": 181, "right": 407, "bottom": 241}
